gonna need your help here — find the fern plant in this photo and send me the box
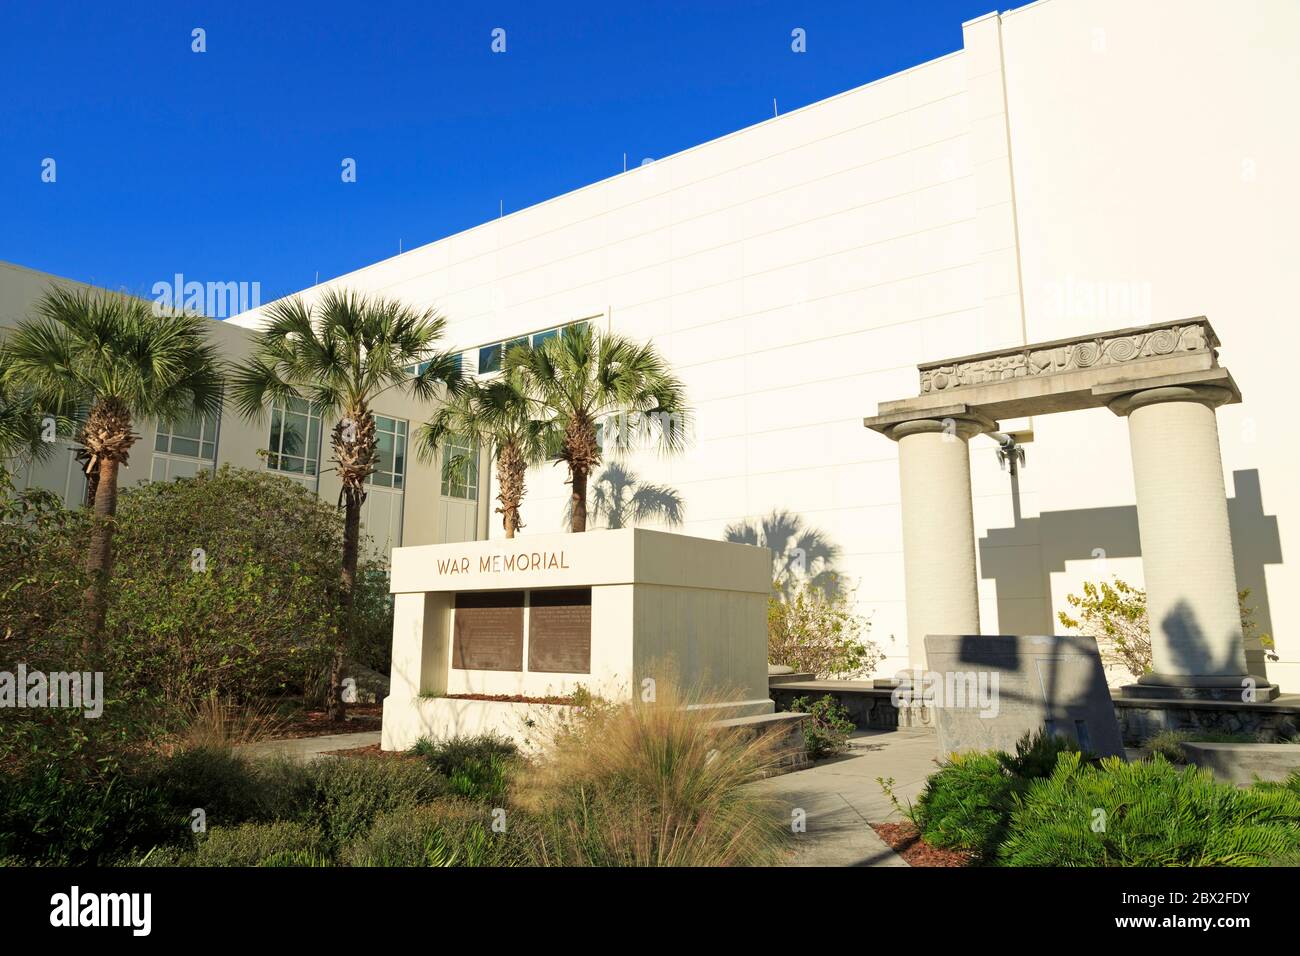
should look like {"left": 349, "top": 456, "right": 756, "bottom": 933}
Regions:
{"left": 997, "top": 753, "right": 1300, "bottom": 866}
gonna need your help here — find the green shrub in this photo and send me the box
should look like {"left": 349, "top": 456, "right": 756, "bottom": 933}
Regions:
{"left": 1142, "top": 730, "right": 1192, "bottom": 763}
{"left": 789, "top": 694, "right": 854, "bottom": 759}
{"left": 1060, "top": 577, "right": 1274, "bottom": 679}
{"left": 305, "top": 757, "right": 446, "bottom": 847}
{"left": 410, "top": 734, "right": 519, "bottom": 801}
{"left": 191, "top": 820, "right": 328, "bottom": 867}
{"left": 766, "top": 583, "right": 882, "bottom": 679}
{"left": 0, "top": 761, "right": 183, "bottom": 865}
{"left": 912, "top": 731, "right": 1082, "bottom": 862}
{"left": 997, "top": 728, "right": 1087, "bottom": 778}
{"left": 998, "top": 753, "right": 1300, "bottom": 866}
{"left": 912, "top": 752, "right": 1013, "bottom": 861}
{"left": 344, "top": 802, "right": 528, "bottom": 867}
{"left": 146, "top": 747, "right": 267, "bottom": 829}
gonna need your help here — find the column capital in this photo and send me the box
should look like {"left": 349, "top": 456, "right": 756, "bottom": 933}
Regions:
{"left": 1106, "top": 383, "right": 1234, "bottom": 417}
{"left": 864, "top": 403, "right": 997, "bottom": 441}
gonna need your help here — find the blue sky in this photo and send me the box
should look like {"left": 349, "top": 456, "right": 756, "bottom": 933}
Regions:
{"left": 1, "top": 0, "right": 992, "bottom": 311}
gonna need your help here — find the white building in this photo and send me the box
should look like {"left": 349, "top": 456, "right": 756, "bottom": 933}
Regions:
{"left": 6, "top": 0, "right": 1298, "bottom": 689}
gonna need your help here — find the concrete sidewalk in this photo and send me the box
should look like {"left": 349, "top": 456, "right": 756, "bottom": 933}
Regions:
{"left": 239, "top": 731, "right": 379, "bottom": 762}
{"left": 751, "top": 728, "right": 941, "bottom": 867}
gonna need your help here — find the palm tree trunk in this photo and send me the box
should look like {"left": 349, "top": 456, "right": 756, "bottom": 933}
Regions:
{"left": 570, "top": 464, "right": 588, "bottom": 533}
{"left": 82, "top": 457, "right": 120, "bottom": 654}
{"left": 332, "top": 488, "right": 362, "bottom": 721}
{"left": 496, "top": 442, "right": 525, "bottom": 539}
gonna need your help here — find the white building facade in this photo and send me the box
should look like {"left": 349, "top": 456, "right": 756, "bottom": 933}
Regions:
{"left": 6, "top": 0, "right": 1297, "bottom": 689}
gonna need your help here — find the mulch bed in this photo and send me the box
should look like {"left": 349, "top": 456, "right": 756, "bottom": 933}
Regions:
{"left": 872, "top": 822, "right": 975, "bottom": 867}
{"left": 265, "top": 703, "right": 383, "bottom": 740}
{"left": 443, "top": 693, "right": 576, "bottom": 705}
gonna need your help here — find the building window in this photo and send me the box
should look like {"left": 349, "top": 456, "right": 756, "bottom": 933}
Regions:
{"left": 406, "top": 352, "right": 463, "bottom": 378}
{"left": 478, "top": 338, "right": 527, "bottom": 375}
{"left": 155, "top": 412, "right": 218, "bottom": 461}
{"left": 266, "top": 397, "right": 322, "bottom": 476}
{"left": 371, "top": 415, "right": 407, "bottom": 488}
{"left": 440, "top": 434, "right": 478, "bottom": 499}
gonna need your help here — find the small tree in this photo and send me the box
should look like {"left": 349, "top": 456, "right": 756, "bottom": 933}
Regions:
{"left": 231, "top": 289, "right": 462, "bottom": 718}
{"left": 6, "top": 287, "right": 223, "bottom": 651}
{"left": 506, "top": 325, "right": 689, "bottom": 532}
{"left": 418, "top": 369, "right": 554, "bottom": 539}
{"left": 1058, "top": 577, "right": 1274, "bottom": 679}
{"left": 767, "top": 583, "right": 882, "bottom": 679}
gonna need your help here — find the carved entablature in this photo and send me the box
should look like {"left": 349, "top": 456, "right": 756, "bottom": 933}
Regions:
{"left": 918, "top": 321, "right": 1217, "bottom": 395}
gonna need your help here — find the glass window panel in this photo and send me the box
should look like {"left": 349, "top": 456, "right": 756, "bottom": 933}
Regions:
{"left": 266, "top": 400, "right": 321, "bottom": 476}
{"left": 372, "top": 471, "right": 392, "bottom": 488}
{"left": 532, "top": 328, "right": 559, "bottom": 348}
{"left": 281, "top": 416, "right": 305, "bottom": 457}
{"left": 269, "top": 408, "right": 283, "bottom": 454}
{"left": 173, "top": 415, "right": 203, "bottom": 440}
{"left": 170, "top": 437, "right": 201, "bottom": 457}
{"left": 155, "top": 432, "right": 169, "bottom": 453}
{"left": 478, "top": 343, "right": 502, "bottom": 374}
{"left": 375, "top": 432, "right": 395, "bottom": 475}
{"left": 201, "top": 442, "right": 215, "bottom": 459}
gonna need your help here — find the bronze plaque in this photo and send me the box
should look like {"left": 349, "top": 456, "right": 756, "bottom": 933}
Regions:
{"left": 528, "top": 588, "right": 592, "bottom": 674}
{"left": 453, "top": 591, "right": 524, "bottom": 671}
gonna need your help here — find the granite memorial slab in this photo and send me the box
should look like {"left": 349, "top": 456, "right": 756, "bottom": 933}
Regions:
{"left": 918, "top": 633, "right": 1125, "bottom": 758}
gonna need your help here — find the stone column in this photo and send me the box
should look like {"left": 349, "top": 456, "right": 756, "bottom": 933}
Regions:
{"left": 886, "top": 414, "right": 993, "bottom": 669}
{"left": 1109, "top": 385, "right": 1273, "bottom": 700}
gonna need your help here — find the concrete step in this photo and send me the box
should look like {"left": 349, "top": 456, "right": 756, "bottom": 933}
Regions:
{"left": 710, "top": 710, "right": 810, "bottom": 775}
{"left": 768, "top": 671, "right": 816, "bottom": 685}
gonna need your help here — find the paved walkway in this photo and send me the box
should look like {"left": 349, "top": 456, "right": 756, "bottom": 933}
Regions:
{"left": 241, "top": 725, "right": 941, "bottom": 867}
{"left": 239, "top": 731, "right": 379, "bottom": 762}
{"left": 751, "top": 728, "right": 941, "bottom": 867}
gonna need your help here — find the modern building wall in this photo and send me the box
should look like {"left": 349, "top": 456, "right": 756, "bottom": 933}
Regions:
{"left": 0, "top": 259, "right": 489, "bottom": 559}
{"left": 8, "top": 0, "right": 1296, "bottom": 689}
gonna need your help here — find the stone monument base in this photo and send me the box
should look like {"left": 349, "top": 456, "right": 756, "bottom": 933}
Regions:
{"left": 380, "top": 528, "right": 775, "bottom": 752}
{"left": 1119, "top": 673, "right": 1280, "bottom": 702}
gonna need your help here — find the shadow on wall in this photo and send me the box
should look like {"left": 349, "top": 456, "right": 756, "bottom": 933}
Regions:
{"left": 724, "top": 508, "right": 843, "bottom": 601}
{"left": 561, "top": 462, "right": 685, "bottom": 531}
{"left": 978, "top": 469, "right": 1282, "bottom": 678}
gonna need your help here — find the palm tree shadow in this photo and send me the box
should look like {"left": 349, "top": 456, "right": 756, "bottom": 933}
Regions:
{"left": 724, "top": 508, "right": 843, "bottom": 600}
{"left": 561, "top": 462, "right": 685, "bottom": 530}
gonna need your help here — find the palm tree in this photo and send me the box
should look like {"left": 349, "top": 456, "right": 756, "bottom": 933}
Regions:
{"left": 507, "top": 324, "right": 689, "bottom": 532}
{"left": 6, "top": 287, "right": 223, "bottom": 649}
{"left": 724, "top": 508, "right": 842, "bottom": 600}
{"left": 565, "top": 462, "right": 685, "bottom": 530}
{"left": 417, "top": 368, "right": 555, "bottom": 538}
{"left": 231, "top": 288, "right": 462, "bottom": 719}
{"left": 0, "top": 342, "right": 65, "bottom": 466}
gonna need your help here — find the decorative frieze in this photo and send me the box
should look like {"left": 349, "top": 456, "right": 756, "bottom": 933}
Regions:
{"left": 919, "top": 320, "right": 1216, "bottom": 395}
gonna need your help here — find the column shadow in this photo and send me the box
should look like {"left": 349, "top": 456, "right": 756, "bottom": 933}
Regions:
{"left": 977, "top": 469, "right": 1282, "bottom": 679}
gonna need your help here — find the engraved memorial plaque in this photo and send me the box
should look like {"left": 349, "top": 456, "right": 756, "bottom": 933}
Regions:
{"left": 922, "top": 634, "right": 1124, "bottom": 758}
{"left": 528, "top": 588, "right": 592, "bottom": 674}
{"left": 453, "top": 590, "right": 524, "bottom": 671}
